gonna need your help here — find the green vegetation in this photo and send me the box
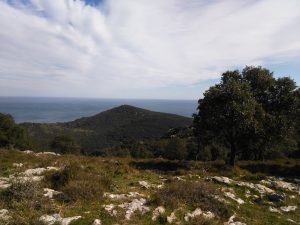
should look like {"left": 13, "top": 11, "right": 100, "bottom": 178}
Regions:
{"left": 0, "top": 113, "right": 32, "bottom": 150}
{"left": 22, "top": 105, "right": 192, "bottom": 154}
{"left": 194, "top": 66, "right": 299, "bottom": 165}
{"left": 51, "top": 135, "right": 80, "bottom": 154}
{"left": 1, "top": 150, "right": 300, "bottom": 225}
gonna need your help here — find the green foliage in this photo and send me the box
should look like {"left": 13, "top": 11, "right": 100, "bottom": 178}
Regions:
{"left": 164, "top": 138, "right": 187, "bottom": 160}
{"left": 45, "top": 162, "right": 112, "bottom": 203}
{"left": 194, "top": 66, "right": 298, "bottom": 164}
{"left": 51, "top": 135, "right": 80, "bottom": 154}
{"left": 0, "top": 113, "right": 32, "bottom": 150}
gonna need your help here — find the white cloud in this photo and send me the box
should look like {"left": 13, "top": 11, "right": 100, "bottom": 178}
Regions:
{"left": 0, "top": 0, "right": 300, "bottom": 99}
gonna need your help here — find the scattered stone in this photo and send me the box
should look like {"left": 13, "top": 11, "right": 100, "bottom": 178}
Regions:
{"left": 103, "top": 192, "right": 144, "bottom": 199}
{"left": 167, "top": 211, "right": 177, "bottom": 223}
{"left": 43, "top": 188, "right": 61, "bottom": 199}
{"left": 0, "top": 177, "right": 11, "bottom": 189}
{"left": 175, "top": 176, "right": 185, "bottom": 181}
{"left": 269, "top": 206, "right": 281, "bottom": 214}
{"left": 39, "top": 214, "right": 81, "bottom": 225}
{"left": 36, "top": 152, "right": 60, "bottom": 156}
{"left": 267, "top": 193, "right": 285, "bottom": 203}
{"left": 270, "top": 180, "right": 300, "bottom": 193}
{"left": 211, "top": 176, "right": 234, "bottom": 185}
{"left": 13, "top": 163, "right": 23, "bottom": 168}
{"left": 92, "top": 219, "right": 102, "bottom": 225}
{"left": 0, "top": 209, "right": 11, "bottom": 221}
{"left": 152, "top": 206, "right": 165, "bottom": 221}
{"left": 286, "top": 218, "right": 298, "bottom": 224}
{"left": 22, "top": 150, "right": 34, "bottom": 154}
{"left": 224, "top": 192, "right": 245, "bottom": 204}
{"left": 103, "top": 204, "right": 117, "bottom": 216}
{"left": 118, "top": 198, "right": 150, "bottom": 220}
{"left": 138, "top": 181, "right": 151, "bottom": 189}
{"left": 61, "top": 216, "right": 82, "bottom": 225}
{"left": 224, "top": 214, "right": 246, "bottom": 225}
{"left": 236, "top": 181, "right": 274, "bottom": 194}
{"left": 184, "top": 208, "right": 215, "bottom": 221}
{"left": 156, "top": 183, "right": 164, "bottom": 189}
{"left": 23, "top": 167, "right": 59, "bottom": 176}
{"left": 280, "top": 206, "right": 297, "bottom": 212}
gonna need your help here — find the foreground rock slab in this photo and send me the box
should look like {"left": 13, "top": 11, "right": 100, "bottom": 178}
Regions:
{"left": 118, "top": 198, "right": 150, "bottom": 220}
{"left": 184, "top": 208, "right": 215, "bottom": 221}
{"left": 39, "top": 214, "right": 81, "bottom": 225}
{"left": 0, "top": 209, "right": 11, "bottom": 222}
{"left": 152, "top": 206, "right": 165, "bottom": 221}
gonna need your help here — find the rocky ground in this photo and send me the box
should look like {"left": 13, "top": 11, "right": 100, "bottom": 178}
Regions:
{"left": 0, "top": 149, "right": 300, "bottom": 225}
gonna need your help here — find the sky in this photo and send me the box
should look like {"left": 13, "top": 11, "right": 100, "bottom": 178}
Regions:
{"left": 0, "top": 0, "right": 300, "bottom": 100}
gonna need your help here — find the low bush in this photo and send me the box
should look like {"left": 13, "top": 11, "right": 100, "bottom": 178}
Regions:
{"left": 152, "top": 180, "right": 230, "bottom": 218}
{"left": 44, "top": 162, "right": 112, "bottom": 203}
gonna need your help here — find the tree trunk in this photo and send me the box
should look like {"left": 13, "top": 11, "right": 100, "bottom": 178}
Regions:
{"left": 229, "top": 141, "right": 236, "bottom": 166}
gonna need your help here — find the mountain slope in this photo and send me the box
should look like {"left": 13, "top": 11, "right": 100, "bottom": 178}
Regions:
{"left": 22, "top": 105, "right": 193, "bottom": 152}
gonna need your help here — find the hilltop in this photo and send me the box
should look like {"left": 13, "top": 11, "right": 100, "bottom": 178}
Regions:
{"left": 22, "top": 105, "right": 192, "bottom": 152}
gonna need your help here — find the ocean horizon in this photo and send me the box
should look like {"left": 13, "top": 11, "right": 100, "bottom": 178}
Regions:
{"left": 0, "top": 96, "right": 198, "bottom": 123}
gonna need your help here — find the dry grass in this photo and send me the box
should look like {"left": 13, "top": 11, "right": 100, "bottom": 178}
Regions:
{"left": 152, "top": 180, "right": 230, "bottom": 218}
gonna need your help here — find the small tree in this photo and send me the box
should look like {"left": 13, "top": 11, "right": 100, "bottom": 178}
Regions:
{"left": 0, "top": 113, "right": 32, "bottom": 150}
{"left": 51, "top": 135, "right": 80, "bottom": 154}
{"left": 164, "top": 138, "right": 187, "bottom": 160}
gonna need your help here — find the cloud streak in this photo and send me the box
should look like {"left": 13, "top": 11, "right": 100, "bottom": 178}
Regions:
{"left": 0, "top": 0, "right": 300, "bottom": 99}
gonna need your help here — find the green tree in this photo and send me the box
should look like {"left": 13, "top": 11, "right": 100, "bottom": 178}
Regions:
{"left": 242, "top": 66, "right": 298, "bottom": 159}
{"left": 194, "top": 66, "right": 298, "bottom": 164}
{"left": 51, "top": 135, "right": 80, "bottom": 154}
{"left": 194, "top": 71, "right": 259, "bottom": 165}
{"left": 0, "top": 113, "right": 32, "bottom": 150}
{"left": 164, "top": 138, "right": 187, "bottom": 160}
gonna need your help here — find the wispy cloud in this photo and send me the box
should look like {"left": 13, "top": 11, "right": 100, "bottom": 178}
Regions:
{"left": 0, "top": 0, "right": 300, "bottom": 99}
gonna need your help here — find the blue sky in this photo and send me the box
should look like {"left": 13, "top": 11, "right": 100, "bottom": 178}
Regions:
{"left": 0, "top": 0, "right": 299, "bottom": 100}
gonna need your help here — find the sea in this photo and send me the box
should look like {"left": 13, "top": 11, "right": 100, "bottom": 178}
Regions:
{"left": 0, "top": 97, "right": 198, "bottom": 123}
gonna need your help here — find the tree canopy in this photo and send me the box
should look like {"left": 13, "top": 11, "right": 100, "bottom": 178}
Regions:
{"left": 193, "top": 66, "right": 298, "bottom": 165}
{"left": 0, "top": 113, "right": 32, "bottom": 150}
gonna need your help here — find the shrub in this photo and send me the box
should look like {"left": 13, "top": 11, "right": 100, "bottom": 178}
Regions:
{"left": 45, "top": 162, "right": 111, "bottom": 203}
{"left": 152, "top": 180, "right": 229, "bottom": 218}
{"left": 51, "top": 135, "right": 80, "bottom": 154}
{"left": 164, "top": 138, "right": 187, "bottom": 160}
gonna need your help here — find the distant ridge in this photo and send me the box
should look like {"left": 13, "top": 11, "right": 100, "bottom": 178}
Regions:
{"left": 22, "top": 105, "right": 192, "bottom": 152}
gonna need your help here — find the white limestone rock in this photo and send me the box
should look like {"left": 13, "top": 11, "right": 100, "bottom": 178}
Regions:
{"left": 103, "top": 204, "right": 117, "bottom": 216}
{"left": 269, "top": 206, "right": 281, "bottom": 214}
{"left": 92, "top": 219, "right": 102, "bottom": 225}
{"left": 211, "top": 176, "right": 234, "bottom": 185}
{"left": 138, "top": 181, "right": 151, "bottom": 189}
{"left": 280, "top": 206, "right": 297, "bottom": 212}
{"left": 0, "top": 177, "right": 11, "bottom": 189}
{"left": 224, "top": 214, "right": 246, "bottom": 225}
{"left": 36, "top": 152, "right": 60, "bottom": 156}
{"left": 152, "top": 206, "right": 165, "bottom": 221}
{"left": 118, "top": 198, "right": 150, "bottom": 220}
{"left": 39, "top": 214, "right": 81, "bottom": 225}
{"left": 43, "top": 188, "right": 61, "bottom": 199}
{"left": 0, "top": 209, "right": 11, "bottom": 221}
{"left": 224, "top": 192, "right": 245, "bottom": 204}
{"left": 184, "top": 208, "right": 215, "bottom": 221}
{"left": 103, "top": 192, "right": 143, "bottom": 199}
{"left": 167, "top": 211, "right": 177, "bottom": 224}
{"left": 13, "top": 163, "right": 23, "bottom": 168}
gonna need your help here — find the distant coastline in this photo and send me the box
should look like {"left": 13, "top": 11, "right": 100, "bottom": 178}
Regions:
{"left": 0, "top": 96, "right": 197, "bottom": 123}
